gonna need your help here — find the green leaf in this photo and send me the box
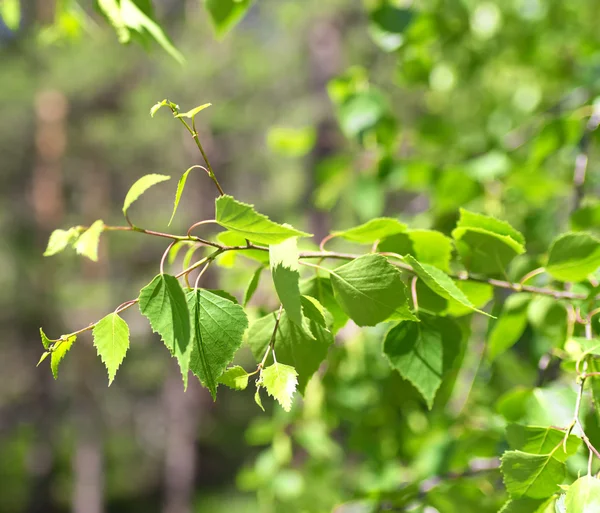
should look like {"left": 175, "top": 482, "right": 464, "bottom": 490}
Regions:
{"left": 186, "top": 288, "right": 248, "bottom": 399}
{"left": 301, "top": 276, "right": 348, "bottom": 333}
{"left": 300, "top": 295, "right": 328, "bottom": 328}
{"left": 175, "top": 103, "right": 212, "bottom": 119}
{"left": 498, "top": 498, "right": 554, "bottom": 513}
{"left": 216, "top": 231, "right": 270, "bottom": 265}
{"left": 244, "top": 266, "right": 264, "bottom": 306}
{"left": 74, "top": 220, "right": 104, "bottom": 262}
{"left": 500, "top": 450, "right": 565, "bottom": 499}
{"left": 39, "top": 328, "right": 52, "bottom": 350}
{"left": 37, "top": 351, "right": 50, "bottom": 367}
{"left": 205, "top": 0, "right": 253, "bottom": 37}
{"left": 383, "top": 316, "right": 462, "bottom": 409}
{"left": 51, "top": 335, "right": 76, "bottom": 379}
{"left": 405, "top": 255, "right": 491, "bottom": 316}
{"left": 215, "top": 195, "right": 312, "bottom": 245}
{"left": 0, "top": 0, "right": 20, "bottom": 31}
{"left": 254, "top": 385, "right": 265, "bottom": 411}
{"left": 44, "top": 228, "right": 80, "bottom": 257}
{"left": 270, "top": 237, "right": 302, "bottom": 326}
{"left": 92, "top": 313, "right": 130, "bottom": 385}
{"left": 506, "top": 425, "right": 580, "bottom": 462}
{"left": 97, "top": 0, "right": 130, "bottom": 43}
{"left": 248, "top": 311, "right": 333, "bottom": 393}
{"left": 378, "top": 229, "right": 453, "bottom": 272}
{"left": 452, "top": 209, "right": 525, "bottom": 275}
{"left": 329, "top": 254, "right": 416, "bottom": 327}
{"left": 262, "top": 362, "right": 298, "bottom": 412}
{"left": 488, "top": 293, "right": 531, "bottom": 361}
{"left": 138, "top": 274, "right": 191, "bottom": 386}
{"left": 219, "top": 366, "right": 249, "bottom": 390}
{"left": 546, "top": 232, "right": 600, "bottom": 282}
{"left": 122, "top": 174, "right": 170, "bottom": 216}
{"left": 565, "top": 475, "right": 600, "bottom": 512}
{"left": 150, "top": 99, "right": 167, "bottom": 117}
{"left": 332, "top": 217, "right": 407, "bottom": 244}
{"left": 168, "top": 166, "right": 204, "bottom": 226}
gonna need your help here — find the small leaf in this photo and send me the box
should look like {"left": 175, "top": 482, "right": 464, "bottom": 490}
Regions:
{"left": 270, "top": 237, "right": 302, "bottom": 326}
{"left": 506, "top": 424, "right": 580, "bottom": 462}
{"left": 565, "top": 475, "right": 600, "bottom": 512}
{"left": 546, "top": 232, "right": 600, "bottom": 282}
{"left": 168, "top": 166, "right": 204, "bottom": 226}
{"left": 329, "top": 254, "right": 416, "bottom": 327}
{"left": 174, "top": 103, "right": 212, "bottom": 119}
{"left": 44, "top": 228, "right": 80, "bottom": 256}
{"left": 138, "top": 274, "right": 191, "bottom": 386}
{"left": 255, "top": 384, "right": 265, "bottom": 411}
{"left": 37, "top": 352, "right": 50, "bottom": 367}
{"left": 332, "top": 217, "right": 407, "bottom": 244}
{"left": 300, "top": 295, "right": 328, "bottom": 328}
{"left": 500, "top": 450, "right": 565, "bottom": 499}
{"left": 51, "top": 335, "right": 76, "bottom": 379}
{"left": 215, "top": 195, "right": 311, "bottom": 245}
{"left": 244, "top": 266, "right": 264, "bottom": 306}
{"left": 219, "top": 366, "right": 249, "bottom": 390}
{"left": 92, "top": 313, "right": 130, "bottom": 385}
{"left": 262, "top": 362, "right": 298, "bottom": 412}
{"left": 301, "top": 276, "right": 348, "bottom": 333}
{"left": 186, "top": 289, "right": 248, "bottom": 399}
{"left": 74, "top": 220, "right": 104, "bottom": 262}
{"left": 39, "top": 328, "right": 52, "bottom": 350}
{"left": 122, "top": 174, "right": 171, "bottom": 216}
{"left": 150, "top": 100, "right": 167, "bottom": 117}
{"left": 383, "top": 316, "right": 462, "bottom": 408}
{"left": 488, "top": 294, "right": 531, "bottom": 361}
{"left": 205, "top": 0, "right": 253, "bottom": 37}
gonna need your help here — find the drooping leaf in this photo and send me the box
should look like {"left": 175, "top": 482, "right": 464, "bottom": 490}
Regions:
{"left": 205, "top": 0, "right": 253, "bottom": 37}
{"left": 405, "top": 255, "right": 490, "bottom": 316}
{"left": 97, "top": 0, "right": 129, "bottom": 42}
{"left": 248, "top": 311, "right": 333, "bottom": 393}
{"left": 383, "top": 316, "right": 462, "bottom": 409}
{"left": 43, "top": 228, "right": 80, "bottom": 257}
{"left": 138, "top": 274, "right": 191, "bottom": 386}
{"left": 74, "top": 220, "right": 104, "bottom": 262}
{"left": 215, "top": 195, "right": 311, "bottom": 245}
{"left": 219, "top": 366, "right": 249, "bottom": 390}
{"left": 122, "top": 174, "right": 170, "bottom": 216}
{"left": 270, "top": 237, "right": 302, "bottom": 326}
{"left": 487, "top": 293, "right": 531, "bottom": 361}
{"left": 169, "top": 166, "right": 204, "bottom": 226}
{"left": 255, "top": 384, "right": 265, "bottom": 411}
{"left": 186, "top": 288, "right": 248, "bottom": 399}
{"left": 51, "top": 335, "right": 76, "bottom": 379}
{"left": 37, "top": 352, "right": 50, "bottom": 367}
{"left": 565, "top": 475, "right": 600, "bottom": 512}
{"left": 244, "top": 266, "right": 264, "bottom": 306}
{"left": 300, "top": 295, "right": 328, "bottom": 328}
{"left": 150, "top": 99, "right": 168, "bottom": 117}
{"left": 452, "top": 209, "right": 525, "bottom": 275}
{"left": 332, "top": 217, "right": 407, "bottom": 244}
{"left": 39, "top": 328, "right": 52, "bottom": 350}
{"left": 262, "top": 362, "right": 298, "bottom": 412}
{"left": 500, "top": 450, "right": 565, "bottom": 499}
{"left": 505, "top": 425, "right": 580, "bottom": 462}
{"left": 301, "top": 276, "right": 348, "bottom": 333}
{"left": 175, "top": 103, "right": 212, "bottom": 119}
{"left": 329, "top": 254, "right": 416, "bottom": 327}
{"left": 546, "top": 232, "right": 600, "bottom": 282}
{"left": 92, "top": 313, "right": 130, "bottom": 385}
{"left": 378, "top": 229, "right": 453, "bottom": 272}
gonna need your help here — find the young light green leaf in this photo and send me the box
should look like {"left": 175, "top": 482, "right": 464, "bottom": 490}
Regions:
{"left": 255, "top": 384, "right": 265, "bottom": 411}
{"left": 186, "top": 289, "right": 248, "bottom": 399}
{"left": 37, "top": 352, "right": 50, "bottom": 367}
{"left": 488, "top": 294, "right": 531, "bottom": 361}
{"left": 219, "top": 366, "right": 250, "bottom": 390}
{"left": 383, "top": 317, "right": 462, "bottom": 409}
{"left": 500, "top": 450, "right": 565, "bottom": 499}
{"left": 378, "top": 229, "right": 453, "bottom": 272}
{"left": 97, "top": 0, "right": 129, "bottom": 42}
{"left": 405, "top": 255, "right": 491, "bottom": 316}
{"left": 332, "top": 217, "right": 407, "bottom": 244}
{"left": 300, "top": 295, "right": 328, "bottom": 328}
{"left": 44, "top": 227, "right": 80, "bottom": 257}
{"left": 506, "top": 425, "right": 580, "bottom": 462}
{"left": 301, "top": 276, "right": 348, "bottom": 333}
{"left": 0, "top": 0, "right": 20, "bottom": 31}
{"left": 215, "top": 195, "right": 312, "bottom": 245}
{"left": 270, "top": 237, "right": 302, "bottom": 326}
{"left": 168, "top": 166, "right": 205, "bottom": 226}
{"left": 565, "top": 475, "right": 600, "bottom": 512}
{"left": 248, "top": 311, "right": 333, "bottom": 393}
{"left": 244, "top": 266, "right": 264, "bottom": 306}
{"left": 457, "top": 208, "right": 525, "bottom": 245}
{"left": 174, "top": 103, "right": 212, "bottom": 119}
{"left": 51, "top": 335, "right": 76, "bottom": 379}
{"left": 262, "top": 362, "right": 298, "bottom": 412}
{"left": 150, "top": 99, "right": 168, "bottom": 117}
{"left": 546, "top": 232, "right": 600, "bottom": 282}
{"left": 122, "top": 174, "right": 170, "bottom": 216}
{"left": 329, "top": 254, "right": 416, "bottom": 326}
{"left": 205, "top": 0, "right": 253, "bottom": 37}
{"left": 138, "top": 274, "right": 191, "bottom": 386}
{"left": 39, "top": 328, "right": 52, "bottom": 350}
{"left": 74, "top": 220, "right": 104, "bottom": 262}
{"left": 92, "top": 313, "right": 130, "bottom": 385}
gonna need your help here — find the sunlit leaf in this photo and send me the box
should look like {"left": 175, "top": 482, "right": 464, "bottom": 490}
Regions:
{"left": 122, "top": 174, "right": 170, "bottom": 215}
{"left": 74, "top": 220, "right": 104, "bottom": 262}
